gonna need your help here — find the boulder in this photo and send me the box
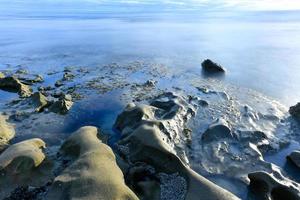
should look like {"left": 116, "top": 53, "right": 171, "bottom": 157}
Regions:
{"left": 29, "top": 92, "right": 49, "bottom": 112}
{"left": 248, "top": 171, "right": 300, "bottom": 200}
{"left": 0, "top": 115, "right": 15, "bottom": 151}
{"left": 45, "top": 126, "right": 139, "bottom": 200}
{"left": 287, "top": 151, "right": 300, "bottom": 168}
{"left": 0, "top": 138, "right": 45, "bottom": 173}
{"left": 0, "top": 76, "right": 32, "bottom": 97}
{"left": 201, "top": 59, "right": 225, "bottom": 73}
{"left": 49, "top": 94, "right": 73, "bottom": 114}
{"left": 289, "top": 102, "right": 300, "bottom": 120}
{"left": 0, "top": 138, "right": 47, "bottom": 199}
{"left": 201, "top": 118, "right": 233, "bottom": 142}
{"left": 119, "top": 123, "right": 239, "bottom": 200}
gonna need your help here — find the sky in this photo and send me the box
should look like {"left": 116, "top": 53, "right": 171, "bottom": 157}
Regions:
{"left": 1, "top": 0, "right": 300, "bottom": 16}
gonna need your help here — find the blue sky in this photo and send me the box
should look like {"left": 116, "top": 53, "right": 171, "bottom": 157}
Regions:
{"left": 1, "top": 0, "right": 300, "bottom": 15}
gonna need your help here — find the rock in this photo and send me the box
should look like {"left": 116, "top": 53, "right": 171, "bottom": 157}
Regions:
{"left": 0, "top": 115, "right": 15, "bottom": 151}
{"left": 248, "top": 171, "right": 300, "bottom": 200}
{"left": 49, "top": 94, "right": 73, "bottom": 114}
{"left": 144, "top": 80, "right": 157, "bottom": 87}
{"left": 0, "top": 72, "right": 5, "bottom": 79}
{"left": 15, "top": 69, "right": 28, "bottom": 74}
{"left": 115, "top": 93, "right": 239, "bottom": 200}
{"left": 45, "top": 126, "right": 139, "bottom": 200}
{"left": 201, "top": 59, "right": 226, "bottom": 73}
{"left": 62, "top": 72, "right": 75, "bottom": 81}
{"left": 0, "top": 138, "right": 47, "bottom": 199}
{"left": 289, "top": 102, "right": 300, "bottom": 120}
{"left": 18, "top": 74, "right": 44, "bottom": 85}
{"left": 119, "top": 124, "right": 239, "bottom": 200}
{"left": 0, "top": 76, "right": 32, "bottom": 97}
{"left": 54, "top": 80, "right": 63, "bottom": 87}
{"left": 0, "top": 138, "right": 46, "bottom": 172}
{"left": 287, "top": 151, "right": 300, "bottom": 168}
{"left": 201, "top": 118, "right": 233, "bottom": 142}
{"left": 29, "top": 92, "right": 49, "bottom": 112}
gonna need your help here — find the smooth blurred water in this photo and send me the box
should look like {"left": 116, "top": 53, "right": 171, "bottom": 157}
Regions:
{"left": 0, "top": 11, "right": 300, "bottom": 105}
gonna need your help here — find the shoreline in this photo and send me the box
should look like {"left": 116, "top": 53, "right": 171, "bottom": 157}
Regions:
{"left": 1, "top": 62, "right": 300, "bottom": 199}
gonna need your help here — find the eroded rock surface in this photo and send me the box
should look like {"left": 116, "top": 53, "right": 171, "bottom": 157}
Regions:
{"left": 49, "top": 94, "right": 73, "bottom": 114}
{"left": 0, "top": 138, "right": 47, "bottom": 199}
{"left": 115, "top": 93, "right": 239, "bottom": 200}
{"left": 46, "top": 126, "right": 139, "bottom": 200}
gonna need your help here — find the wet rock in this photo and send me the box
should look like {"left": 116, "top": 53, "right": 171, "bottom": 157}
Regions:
{"left": 287, "top": 151, "right": 300, "bottom": 168}
{"left": 144, "top": 80, "right": 157, "bottom": 87}
{"left": 49, "top": 94, "right": 73, "bottom": 114}
{"left": 289, "top": 102, "right": 300, "bottom": 120}
{"left": 201, "top": 59, "right": 226, "bottom": 73}
{"left": 62, "top": 72, "right": 75, "bottom": 81}
{"left": 15, "top": 69, "right": 28, "bottom": 74}
{"left": 18, "top": 74, "right": 44, "bottom": 85}
{"left": 29, "top": 92, "right": 49, "bottom": 112}
{"left": 45, "top": 126, "right": 139, "bottom": 200}
{"left": 0, "top": 76, "right": 32, "bottom": 97}
{"left": 0, "top": 115, "right": 15, "bottom": 151}
{"left": 119, "top": 124, "right": 239, "bottom": 200}
{"left": 9, "top": 111, "right": 31, "bottom": 122}
{"left": 248, "top": 171, "right": 300, "bottom": 200}
{"left": 116, "top": 92, "right": 239, "bottom": 199}
{"left": 201, "top": 118, "right": 233, "bottom": 142}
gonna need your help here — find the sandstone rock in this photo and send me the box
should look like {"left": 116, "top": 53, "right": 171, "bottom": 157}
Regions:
{"left": 201, "top": 59, "right": 226, "bottom": 73}
{"left": 0, "top": 76, "right": 32, "bottom": 97}
{"left": 289, "top": 102, "right": 300, "bottom": 120}
{"left": 0, "top": 115, "right": 15, "bottom": 151}
{"left": 49, "top": 94, "right": 73, "bottom": 114}
{"left": 45, "top": 126, "right": 139, "bottom": 200}
{"left": 248, "top": 171, "right": 300, "bottom": 200}
{"left": 119, "top": 124, "right": 239, "bottom": 200}
{"left": 287, "top": 151, "right": 300, "bottom": 168}
{"left": 201, "top": 118, "right": 233, "bottom": 142}
{"left": 0, "top": 138, "right": 46, "bottom": 173}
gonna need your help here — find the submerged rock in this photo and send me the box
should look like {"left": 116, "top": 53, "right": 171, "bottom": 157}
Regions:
{"left": 287, "top": 151, "right": 300, "bottom": 168}
{"left": 0, "top": 115, "right": 15, "bottom": 151}
{"left": 49, "top": 94, "right": 73, "bottom": 114}
{"left": 248, "top": 171, "right": 300, "bottom": 200}
{"left": 289, "top": 102, "right": 300, "bottom": 120}
{"left": 0, "top": 76, "right": 32, "bottom": 97}
{"left": 201, "top": 59, "right": 226, "bottom": 73}
{"left": 201, "top": 118, "right": 233, "bottom": 142}
{"left": 46, "top": 126, "right": 139, "bottom": 200}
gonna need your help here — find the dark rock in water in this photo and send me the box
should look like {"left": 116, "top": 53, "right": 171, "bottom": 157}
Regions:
{"left": 62, "top": 72, "right": 75, "bottom": 81}
{"left": 201, "top": 118, "right": 233, "bottom": 142}
{"left": 201, "top": 59, "right": 225, "bottom": 73}
{"left": 29, "top": 92, "right": 49, "bottom": 112}
{"left": 49, "top": 94, "right": 73, "bottom": 114}
{"left": 0, "top": 76, "right": 32, "bottom": 97}
{"left": 248, "top": 171, "right": 300, "bottom": 200}
{"left": 289, "top": 103, "right": 300, "bottom": 120}
{"left": 18, "top": 74, "right": 44, "bottom": 85}
{"left": 287, "top": 151, "right": 300, "bottom": 168}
